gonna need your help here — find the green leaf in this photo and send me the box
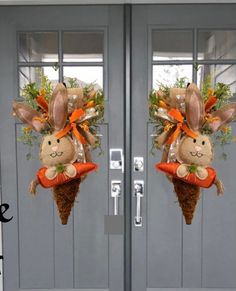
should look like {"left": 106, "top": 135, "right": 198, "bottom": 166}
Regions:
{"left": 56, "top": 164, "right": 65, "bottom": 173}
{"left": 188, "top": 165, "right": 197, "bottom": 173}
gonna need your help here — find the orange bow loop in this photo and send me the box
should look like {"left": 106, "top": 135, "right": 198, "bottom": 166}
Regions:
{"left": 168, "top": 108, "right": 184, "bottom": 123}
{"left": 166, "top": 109, "right": 197, "bottom": 145}
{"left": 70, "top": 108, "right": 85, "bottom": 123}
{"left": 56, "top": 108, "right": 87, "bottom": 144}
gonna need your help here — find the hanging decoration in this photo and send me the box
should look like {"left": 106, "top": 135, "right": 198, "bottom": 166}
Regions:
{"left": 13, "top": 78, "right": 104, "bottom": 225}
{"left": 149, "top": 80, "right": 236, "bottom": 224}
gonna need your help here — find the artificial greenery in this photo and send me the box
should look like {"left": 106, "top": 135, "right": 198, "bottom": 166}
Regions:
{"left": 17, "top": 127, "right": 40, "bottom": 160}
{"left": 17, "top": 72, "right": 105, "bottom": 159}
{"left": 21, "top": 73, "right": 53, "bottom": 109}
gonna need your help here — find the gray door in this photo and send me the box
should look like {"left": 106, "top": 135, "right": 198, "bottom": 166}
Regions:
{"left": 0, "top": 5, "right": 124, "bottom": 291}
{"left": 132, "top": 4, "right": 236, "bottom": 291}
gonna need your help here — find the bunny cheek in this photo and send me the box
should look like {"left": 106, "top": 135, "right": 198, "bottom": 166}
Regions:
{"left": 177, "top": 136, "right": 212, "bottom": 167}
{"left": 40, "top": 136, "right": 76, "bottom": 167}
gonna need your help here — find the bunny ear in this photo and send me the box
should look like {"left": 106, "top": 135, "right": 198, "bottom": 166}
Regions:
{"left": 49, "top": 83, "right": 68, "bottom": 131}
{"left": 185, "top": 83, "right": 204, "bottom": 131}
{"left": 12, "top": 101, "right": 45, "bottom": 132}
{"left": 207, "top": 103, "right": 236, "bottom": 132}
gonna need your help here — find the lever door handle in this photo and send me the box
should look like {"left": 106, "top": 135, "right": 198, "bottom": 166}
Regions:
{"left": 134, "top": 180, "right": 144, "bottom": 227}
{"left": 111, "top": 180, "right": 121, "bottom": 216}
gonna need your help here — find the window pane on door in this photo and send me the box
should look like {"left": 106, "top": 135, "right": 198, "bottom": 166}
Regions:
{"left": 63, "top": 66, "right": 103, "bottom": 89}
{"left": 152, "top": 65, "right": 192, "bottom": 89}
{"left": 63, "top": 32, "right": 104, "bottom": 62}
{"left": 152, "top": 30, "right": 193, "bottom": 61}
{"left": 19, "top": 66, "right": 59, "bottom": 94}
{"left": 198, "top": 30, "right": 236, "bottom": 60}
{"left": 197, "top": 64, "right": 236, "bottom": 97}
{"left": 18, "top": 32, "right": 59, "bottom": 62}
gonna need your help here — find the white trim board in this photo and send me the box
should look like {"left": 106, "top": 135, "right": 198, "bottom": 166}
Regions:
{"left": 1, "top": 0, "right": 236, "bottom": 5}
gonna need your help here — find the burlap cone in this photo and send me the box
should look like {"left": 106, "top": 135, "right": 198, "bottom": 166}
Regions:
{"left": 172, "top": 178, "right": 200, "bottom": 225}
{"left": 52, "top": 178, "right": 81, "bottom": 225}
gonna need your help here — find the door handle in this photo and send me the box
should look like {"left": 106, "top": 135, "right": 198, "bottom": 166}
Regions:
{"left": 134, "top": 180, "right": 144, "bottom": 227}
{"left": 111, "top": 180, "right": 121, "bottom": 215}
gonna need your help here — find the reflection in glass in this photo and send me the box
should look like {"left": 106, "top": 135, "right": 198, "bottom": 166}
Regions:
{"left": 18, "top": 32, "right": 58, "bottom": 62}
{"left": 19, "top": 67, "right": 58, "bottom": 93}
{"left": 198, "top": 30, "right": 236, "bottom": 60}
{"left": 197, "top": 64, "right": 236, "bottom": 97}
{"left": 152, "top": 30, "right": 193, "bottom": 61}
{"left": 63, "top": 67, "right": 103, "bottom": 89}
{"left": 152, "top": 65, "right": 192, "bottom": 89}
{"left": 63, "top": 32, "right": 103, "bottom": 62}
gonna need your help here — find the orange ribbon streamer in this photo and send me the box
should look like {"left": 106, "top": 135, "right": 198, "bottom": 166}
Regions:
{"left": 56, "top": 108, "right": 87, "bottom": 144}
{"left": 166, "top": 108, "right": 197, "bottom": 145}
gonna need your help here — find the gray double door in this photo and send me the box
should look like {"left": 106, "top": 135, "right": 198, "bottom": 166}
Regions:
{"left": 1, "top": 4, "right": 236, "bottom": 291}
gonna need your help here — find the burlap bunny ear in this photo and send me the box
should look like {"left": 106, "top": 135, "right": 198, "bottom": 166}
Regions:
{"left": 207, "top": 103, "right": 236, "bottom": 132}
{"left": 12, "top": 101, "right": 45, "bottom": 132}
{"left": 185, "top": 83, "right": 205, "bottom": 132}
{"left": 49, "top": 83, "right": 68, "bottom": 131}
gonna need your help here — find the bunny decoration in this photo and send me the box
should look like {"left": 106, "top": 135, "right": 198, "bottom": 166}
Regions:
{"left": 150, "top": 82, "right": 236, "bottom": 224}
{"left": 13, "top": 82, "right": 102, "bottom": 224}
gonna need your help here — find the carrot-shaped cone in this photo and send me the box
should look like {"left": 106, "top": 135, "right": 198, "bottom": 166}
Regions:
{"left": 172, "top": 178, "right": 200, "bottom": 225}
{"left": 155, "top": 162, "right": 213, "bottom": 224}
{"left": 53, "top": 179, "right": 81, "bottom": 225}
{"left": 37, "top": 162, "right": 98, "bottom": 224}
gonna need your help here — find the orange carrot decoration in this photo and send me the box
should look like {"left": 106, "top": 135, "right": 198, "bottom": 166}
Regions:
{"left": 205, "top": 95, "right": 217, "bottom": 113}
{"left": 156, "top": 162, "right": 216, "bottom": 188}
{"left": 36, "top": 94, "right": 49, "bottom": 113}
{"left": 37, "top": 162, "right": 98, "bottom": 188}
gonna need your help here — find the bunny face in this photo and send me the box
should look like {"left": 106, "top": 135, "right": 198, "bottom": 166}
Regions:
{"left": 40, "top": 134, "right": 77, "bottom": 167}
{"left": 177, "top": 134, "right": 213, "bottom": 167}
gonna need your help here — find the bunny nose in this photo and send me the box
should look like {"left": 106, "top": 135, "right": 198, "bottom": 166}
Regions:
{"left": 195, "top": 145, "right": 202, "bottom": 152}
{"left": 52, "top": 146, "right": 58, "bottom": 152}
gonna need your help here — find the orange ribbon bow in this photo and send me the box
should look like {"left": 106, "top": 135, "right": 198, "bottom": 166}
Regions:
{"left": 56, "top": 108, "right": 87, "bottom": 144}
{"left": 166, "top": 108, "right": 198, "bottom": 145}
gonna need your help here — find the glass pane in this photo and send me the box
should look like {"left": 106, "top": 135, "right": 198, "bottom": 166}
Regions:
{"left": 198, "top": 30, "right": 236, "bottom": 60}
{"left": 19, "top": 67, "right": 59, "bottom": 94}
{"left": 152, "top": 30, "right": 193, "bottom": 61}
{"left": 197, "top": 64, "right": 236, "bottom": 97}
{"left": 63, "top": 32, "right": 103, "bottom": 62}
{"left": 18, "top": 32, "right": 58, "bottom": 63}
{"left": 152, "top": 65, "right": 192, "bottom": 89}
{"left": 63, "top": 66, "right": 103, "bottom": 89}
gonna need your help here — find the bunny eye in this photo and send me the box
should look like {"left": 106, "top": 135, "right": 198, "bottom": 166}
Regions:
{"left": 202, "top": 141, "right": 205, "bottom": 145}
{"left": 57, "top": 139, "right": 60, "bottom": 143}
{"left": 193, "top": 139, "right": 197, "bottom": 143}
{"left": 48, "top": 141, "right": 51, "bottom": 145}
